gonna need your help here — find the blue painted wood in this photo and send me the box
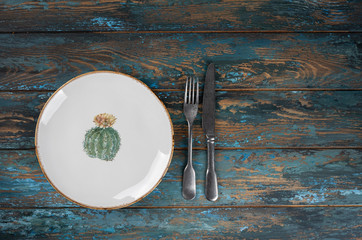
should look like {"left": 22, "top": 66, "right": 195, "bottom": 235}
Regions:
{"left": 0, "top": 0, "right": 361, "bottom": 32}
{"left": 0, "top": 33, "right": 361, "bottom": 90}
{"left": 1, "top": 149, "right": 361, "bottom": 208}
{"left": 1, "top": 2, "right": 361, "bottom": 238}
{"left": 0, "top": 207, "right": 361, "bottom": 239}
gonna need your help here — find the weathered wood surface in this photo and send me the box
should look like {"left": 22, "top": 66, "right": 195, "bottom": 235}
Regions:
{"left": 1, "top": 91, "right": 361, "bottom": 149}
{"left": 1, "top": 207, "right": 361, "bottom": 239}
{"left": 1, "top": 149, "right": 361, "bottom": 208}
{"left": 1, "top": 33, "right": 361, "bottom": 91}
{"left": 1, "top": 2, "right": 361, "bottom": 238}
{"left": 1, "top": 0, "right": 361, "bottom": 32}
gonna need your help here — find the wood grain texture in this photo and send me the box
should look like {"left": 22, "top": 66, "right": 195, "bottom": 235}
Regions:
{"left": 1, "top": 207, "right": 361, "bottom": 239}
{"left": 1, "top": 33, "right": 361, "bottom": 90}
{"left": 1, "top": 149, "right": 361, "bottom": 208}
{"left": 1, "top": 91, "right": 361, "bottom": 149}
{"left": 1, "top": 0, "right": 361, "bottom": 32}
{"left": 1, "top": 1, "right": 361, "bottom": 237}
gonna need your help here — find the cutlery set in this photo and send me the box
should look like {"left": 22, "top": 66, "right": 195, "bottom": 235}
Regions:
{"left": 182, "top": 63, "right": 218, "bottom": 201}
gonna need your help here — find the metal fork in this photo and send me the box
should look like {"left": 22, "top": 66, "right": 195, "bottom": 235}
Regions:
{"left": 182, "top": 76, "right": 199, "bottom": 200}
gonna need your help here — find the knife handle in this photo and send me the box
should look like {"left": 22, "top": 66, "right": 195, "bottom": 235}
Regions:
{"left": 205, "top": 136, "right": 218, "bottom": 201}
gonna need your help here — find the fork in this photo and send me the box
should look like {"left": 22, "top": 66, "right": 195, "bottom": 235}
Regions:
{"left": 182, "top": 76, "right": 199, "bottom": 200}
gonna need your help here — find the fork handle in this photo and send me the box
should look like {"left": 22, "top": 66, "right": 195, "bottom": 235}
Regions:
{"left": 205, "top": 136, "right": 218, "bottom": 201}
{"left": 182, "top": 123, "right": 196, "bottom": 200}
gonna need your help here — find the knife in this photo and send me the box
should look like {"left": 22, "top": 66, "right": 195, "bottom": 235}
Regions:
{"left": 202, "top": 63, "right": 218, "bottom": 201}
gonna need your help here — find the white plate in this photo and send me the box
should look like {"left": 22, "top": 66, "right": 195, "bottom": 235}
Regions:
{"left": 36, "top": 71, "right": 174, "bottom": 209}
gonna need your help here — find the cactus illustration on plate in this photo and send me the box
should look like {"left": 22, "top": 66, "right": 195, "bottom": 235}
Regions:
{"left": 83, "top": 113, "right": 121, "bottom": 161}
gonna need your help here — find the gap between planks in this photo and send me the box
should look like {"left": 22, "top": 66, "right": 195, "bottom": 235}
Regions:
{"left": 180, "top": 146, "right": 362, "bottom": 150}
{"left": 1, "top": 30, "right": 362, "bottom": 34}
{"left": 0, "top": 88, "right": 362, "bottom": 93}
{"left": 0, "top": 205, "right": 361, "bottom": 210}
{"left": 1, "top": 146, "right": 362, "bottom": 151}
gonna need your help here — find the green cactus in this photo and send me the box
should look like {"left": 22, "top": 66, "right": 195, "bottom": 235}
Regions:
{"left": 83, "top": 113, "right": 121, "bottom": 161}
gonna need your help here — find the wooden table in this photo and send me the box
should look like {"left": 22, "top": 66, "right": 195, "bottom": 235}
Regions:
{"left": 1, "top": 1, "right": 361, "bottom": 239}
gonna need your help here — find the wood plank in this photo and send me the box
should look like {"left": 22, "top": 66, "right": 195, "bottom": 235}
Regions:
{"left": 0, "top": 207, "right": 361, "bottom": 239}
{"left": 1, "top": 33, "right": 361, "bottom": 90}
{"left": 1, "top": 0, "right": 361, "bottom": 32}
{"left": 1, "top": 149, "right": 361, "bottom": 208}
{"left": 1, "top": 91, "right": 361, "bottom": 149}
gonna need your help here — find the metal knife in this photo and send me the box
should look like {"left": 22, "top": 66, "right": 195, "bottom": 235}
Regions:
{"left": 202, "top": 63, "right": 218, "bottom": 201}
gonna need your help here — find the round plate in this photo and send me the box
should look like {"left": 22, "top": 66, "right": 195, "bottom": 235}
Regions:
{"left": 36, "top": 71, "right": 174, "bottom": 209}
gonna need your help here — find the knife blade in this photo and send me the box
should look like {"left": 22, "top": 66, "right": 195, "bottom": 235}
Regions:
{"left": 202, "top": 63, "right": 218, "bottom": 201}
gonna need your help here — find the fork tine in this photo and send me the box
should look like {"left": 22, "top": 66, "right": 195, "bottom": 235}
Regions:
{"left": 188, "top": 76, "right": 192, "bottom": 104}
{"left": 194, "top": 77, "right": 197, "bottom": 104}
{"left": 184, "top": 77, "right": 189, "bottom": 104}
{"left": 190, "top": 77, "right": 195, "bottom": 104}
{"left": 196, "top": 78, "right": 199, "bottom": 104}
